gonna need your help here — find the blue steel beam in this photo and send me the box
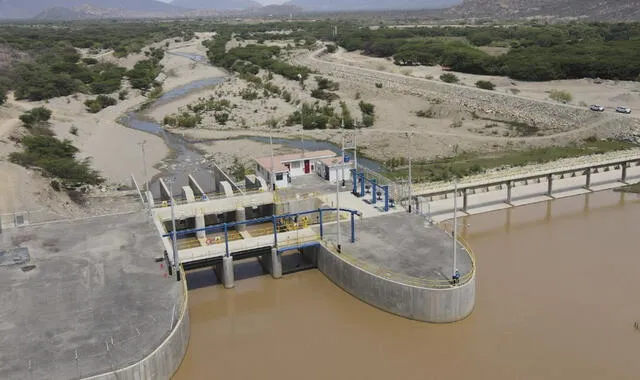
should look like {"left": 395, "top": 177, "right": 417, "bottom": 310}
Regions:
{"left": 162, "top": 207, "right": 361, "bottom": 238}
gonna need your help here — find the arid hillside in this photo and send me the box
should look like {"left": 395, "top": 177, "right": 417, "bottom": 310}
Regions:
{"left": 446, "top": 0, "right": 640, "bottom": 20}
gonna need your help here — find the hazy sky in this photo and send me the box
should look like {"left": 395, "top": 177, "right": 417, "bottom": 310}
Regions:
{"left": 158, "top": 0, "right": 285, "bottom": 3}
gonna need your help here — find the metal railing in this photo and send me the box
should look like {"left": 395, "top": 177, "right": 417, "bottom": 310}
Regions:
{"left": 412, "top": 148, "right": 640, "bottom": 196}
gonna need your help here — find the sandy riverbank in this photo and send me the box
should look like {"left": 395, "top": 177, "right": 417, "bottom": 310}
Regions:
{"left": 0, "top": 34, "right": 226, "bottom": 214}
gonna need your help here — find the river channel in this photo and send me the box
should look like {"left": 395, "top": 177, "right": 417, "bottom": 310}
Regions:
{"left": 120, "top": 72, "right": 381, "bottom": 198}
{"left": 174, "top": 189, "right": 640, "bottom": 380}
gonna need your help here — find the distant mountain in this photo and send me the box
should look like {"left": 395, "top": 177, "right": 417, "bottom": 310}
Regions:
{"left": 32, "top": 4, "right": 185, "bottom": 20}
{"left": 170, "top": 0, "right": 261, "bottom": 11}
{"left": 283, "top": 0, "right": 460, "bottom": 12}
{"left": 241, "top": 4, "right": 304, "bottom": 16}
{"left": 0, "top": 0, "right": 182, "bottom": 19}
{"left": 445, "top": 0, "right": 640, "bottom": 20}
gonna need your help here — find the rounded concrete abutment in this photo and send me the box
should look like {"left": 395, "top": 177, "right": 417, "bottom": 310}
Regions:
{"left": 315, "top": 244, "right": 476, "bottom": 323}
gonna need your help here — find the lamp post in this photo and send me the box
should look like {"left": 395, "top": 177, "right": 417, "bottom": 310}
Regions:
{"left": 335, "top": 159, "right": 341, "bottom": 253}
{"left": 167, "top": 177, "right": 180, "bottom": 281}
{"left": 269, "top": 129, "right": 276, "bottom": 191}
{"left": 406, "top": 132, "right": 412, "bottom": 213}
{"left": 139, "top": 140, "right": 148, "bottom": 192}
{"left": 452, "top": 178, "right": 458, "bottom": 283}
{"left": 341, "top": 118, "right": 345, "bottom": 187}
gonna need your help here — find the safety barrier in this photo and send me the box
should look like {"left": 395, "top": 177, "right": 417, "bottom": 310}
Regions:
{"left": 412, "top": 149, "right": 640, "bottom": 196}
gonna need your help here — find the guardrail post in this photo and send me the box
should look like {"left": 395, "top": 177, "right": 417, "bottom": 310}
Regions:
{"left": 622, "top": 162, "right": 628, "bottom": 183}
{"left": 506, "top": 181, "right": 512, "bottom": 204}
{"left": 371, "top": 179, "right": 377, "bottom": 204}
{"left": 360, "top": 173, "right": 365, "bottom": 197}
{"left": 318, "top": 209, "right": 323, "bottom": 238}
{"left": 546, "top": 174, "right": 553, "bottom": 197}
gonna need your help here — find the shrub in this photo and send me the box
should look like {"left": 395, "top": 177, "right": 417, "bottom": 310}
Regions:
{"left": 315, "top": 76, "right": 339, "bottom": 91}
{"left": 240, "top": 89, "right": 259, "bottom": 100}
{"left": 20, "top": 107, "right": 52, "bottom": 127}
{"left": 475, "top": 80, "right": 495, "bottom": 90}
{"left": 416, "top": 108, "right": 436, "bottom": 118}
{"left": 118, "top": 90, "right": 128, "bottom": 100}
{"left": 311, "top": 89, "right": 339, "bottom": 102}
{"left": 362, "top": 114, "right": 375, "bottom": 127}
{"left": 325, "top": 44, "right": 337, "bottom": 53}
{"left": 548, "top": 89, "right": 573, "bottom": 103}
{"left": 440, "top": 73, "right": 459, "bottom": 83}
{"left": 69, "top": 126, "right": 78, "bottom": 136}
{"left": 375, "top": 83, "right": 383, "bottom": 88}
{"left": 359, "top": 101, "right": 375, "bottom": 116}
{"left": 84, "top": 95, "right": 117, "bottom": 113}
{"left": 214, "top": 112, "right": 229, "bottom": 125}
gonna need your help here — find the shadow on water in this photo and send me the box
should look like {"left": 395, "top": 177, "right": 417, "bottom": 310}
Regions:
{"left": 184, "top": 251, "right": 317, "bottom": 290}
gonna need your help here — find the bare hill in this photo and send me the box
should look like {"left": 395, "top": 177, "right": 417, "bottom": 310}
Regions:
{"left": 0, "top": 0, "right": 182, "bottom": 19}
{"left": 171, "top": 0, "right": 260, "bottom": 11}
{"left": 445, "top": 0, "right": 640, "bottom": 20}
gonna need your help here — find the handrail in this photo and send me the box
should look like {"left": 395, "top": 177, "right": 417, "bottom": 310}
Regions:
{"left": 412, "top": 149, "right": 640, "bottom": 196}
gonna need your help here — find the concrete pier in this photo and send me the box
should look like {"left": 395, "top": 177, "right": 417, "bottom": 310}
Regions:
{"left": 222, "top": 256, "right": 235, "bottom": 289}
{"left": 270, "top": 247, "right": 282, "bottom": 279}
{"left": 195, "top": 209, "right": 205, "bottom": 240}
{"left": 319, "top": 213, "right": 476, "bottom": 323}
{"left": 235, "top": 207, "right": 246, "bottom": 232}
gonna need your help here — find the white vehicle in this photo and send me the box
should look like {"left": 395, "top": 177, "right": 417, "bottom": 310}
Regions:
{"left": 616, "top": 106, "right": 631, "bottom": 114}
{"left": 590, "top": 104, "right": 605, "bottom": 112}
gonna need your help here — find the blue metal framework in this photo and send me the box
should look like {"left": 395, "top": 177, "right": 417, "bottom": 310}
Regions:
{"left": 162, "top": 207, "right": 361, "bottom": 258}
{"left": 350, "top": 169, "right": 390, "bottom": 212}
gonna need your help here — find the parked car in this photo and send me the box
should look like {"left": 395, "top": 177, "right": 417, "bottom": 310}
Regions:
{"left": 590, "top": 104, "right": 605, "bottom": 112}
{"left": 616, "top": 106, "right": 631, "bottom": 114}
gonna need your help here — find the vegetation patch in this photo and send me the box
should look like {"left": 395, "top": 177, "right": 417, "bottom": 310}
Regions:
{"left": 84, "top": 95, "right": 117, "bottom": 113}
{"left": 384, "top": 138, "right": 637, "bottom": 182}
{"left": 10, "top": 135, "right": 103, "bottom": 185}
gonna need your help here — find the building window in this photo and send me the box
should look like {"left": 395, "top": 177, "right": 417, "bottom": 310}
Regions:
{"left": 276, "top": 173, "right": 283, "bottom": 180}
{"left": 291, "top": 161, "right": 300, "bottom": 169}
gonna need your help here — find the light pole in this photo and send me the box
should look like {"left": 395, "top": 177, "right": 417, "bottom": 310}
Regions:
{"left": 299, "top": 105, "right": 305, "bottom": 156}
{"left": 269, "top": 129, "right": 276, "bottom": 191}
{"left": 139, "top": 140, "right": 148, "bottom": 192}
{"left": 167, "top": 177, "right": 180, "bottom": 281}
{"left": 335, "top": 159, "right": 342, "bottom": 253}
{"left": 341, "top": 118, "right": 345, "bottom": 187}
{"left": 452, "top": 178, "right": 458, "bottom": 282}
{"left": 406, "top": 132, "right": 412, "bottom": 213}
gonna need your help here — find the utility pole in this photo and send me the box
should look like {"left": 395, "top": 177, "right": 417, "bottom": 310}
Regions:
{"left": 139, "top": 140, "right": 148, "bottom": 192}
{"left": 269, "top": 130, "right": 276, "bottom": 191}
{"left": 335, "top": 162, "right": 341, "bottom": 253}
{"left": 299, "top": 104, "right": 305, "bottom": 157}
{"left": 452, "top": 178, "right": 458, "bottom": 282}
{"left": 168, "top": 178, "right": 180, "bottom": 281}
{"left": 341, "top": 118, "right": 345, "bottom": 187}
{"left": 406, "top": 132, "right": 412, "bottom": 213}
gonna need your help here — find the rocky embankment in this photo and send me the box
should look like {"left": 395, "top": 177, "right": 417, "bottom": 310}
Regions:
{"left": 295, "top": 49, "right": 640, "bottom": 141}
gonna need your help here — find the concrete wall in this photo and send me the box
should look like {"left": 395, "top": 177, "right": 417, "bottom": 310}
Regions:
{"left": 83, "top": 273, "right": 190, "bottom": 380}
{"left": 315, "top": 245, "right": 476, "bottom": 323}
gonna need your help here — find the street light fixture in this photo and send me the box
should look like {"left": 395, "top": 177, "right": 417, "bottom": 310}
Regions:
{"left": 341, "top": 118, "right": 346, "bottom": 188}
{"left": 298, "top": 104, "right": 305, "bottom": 157}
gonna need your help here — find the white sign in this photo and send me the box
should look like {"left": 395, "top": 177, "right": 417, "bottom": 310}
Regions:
{"left": 343, "top": 132, "right": 356, "bottom": 150}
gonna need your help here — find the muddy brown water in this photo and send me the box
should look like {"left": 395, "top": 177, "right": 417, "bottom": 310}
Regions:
{"left": 174, "top": 190, "right": 640, "bottom": 380}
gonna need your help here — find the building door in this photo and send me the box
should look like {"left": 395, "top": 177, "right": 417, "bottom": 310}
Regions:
{"left": 304, "top": 160, "right": 310, "bottom": 174}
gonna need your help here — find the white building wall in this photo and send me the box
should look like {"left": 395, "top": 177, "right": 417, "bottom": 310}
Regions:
{"left": 288, "top": 160, "right": 306, "bottom": 177}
